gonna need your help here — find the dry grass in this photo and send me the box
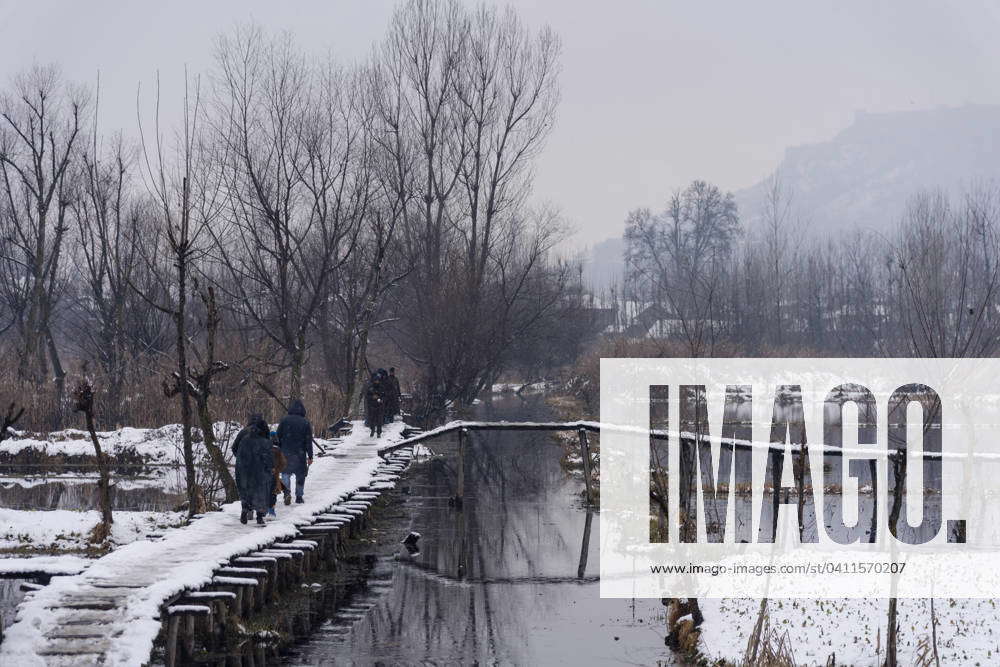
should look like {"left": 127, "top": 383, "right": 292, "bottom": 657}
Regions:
{"left": 0, "top": 350, "right": 348, "bottom": 434}
{"left": 87, "top": 520, "right": 112, "bottom": 546}
{"left": 743, "top": 601, "right": 798, "bottom": 667}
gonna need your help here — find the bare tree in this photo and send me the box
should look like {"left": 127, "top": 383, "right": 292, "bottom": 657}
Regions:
{"left": 70, "top": 124, "right": 170, "bottom": 424}
{"left": 378, "top": 0, "right": 565, "bottom": 416}
{"left": 165, "top": 284, "right": 237, "bottom": 503}
{"left": 624, "top": 180, "right": 740, "bottom": 356}
{"left": 135, "top": 70, "right": 221, "bottom": 517}
{"left": 0, "top": 65, "right": 85, "bottom": 412}
{"left": 71, "top": 377, "right": 113, "bottom": 541}
{"left": 209, "top": 26, "right": 371, "bottom": 402}
{"left": 891, "top": 188, "right": 1000, "bottom": 357}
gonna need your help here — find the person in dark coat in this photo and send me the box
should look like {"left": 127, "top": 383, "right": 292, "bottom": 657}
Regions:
{"left": 365, "top": 375, "right": 387, "bottom": 438}
{"left": 386, "top": 367, "right": 401, "bottom": 422}
{"left": 277, "top": 399, "right": 313, "bottom": 504}
{"left": 233, "top": 414, "right": 273, "bottom": 525}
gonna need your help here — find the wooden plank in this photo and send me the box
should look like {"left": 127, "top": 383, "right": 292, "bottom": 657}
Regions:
{"left": 46, "top": 624, "right": 117, "bottom": 639}
{"left": 37, "top": 638, "right": 112, "bottom": 655}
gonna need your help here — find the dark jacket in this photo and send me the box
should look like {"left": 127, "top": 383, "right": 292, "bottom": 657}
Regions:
{"left": 365, "top": 382, "right": 386, "bottom": 424}
{"left": 277, "top": 400, "right": 313, "bottom": 476}
{"left": 234, "top": 415, "right": 274, "bottom": 512}
{"left": 386, "top": 374, "right": 401, "bottom": 417}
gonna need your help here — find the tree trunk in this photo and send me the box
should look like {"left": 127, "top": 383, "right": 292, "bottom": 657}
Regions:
{"left": 175, "top": 188, "right": 200, "bottom": 518}
{"left": 46, "top": 327, "right": 67, "bottom": 429}
{"left": 289, "top": 336, "right": 305, "bottom": 402}
{"left": 884, "top": 597, "right": 898, "bottom": 667}
{"left": 84, "top": 409, "right": 114, "bottom": 528}
{"left": 196, "top": 396, "right": 237, "bottom": 503}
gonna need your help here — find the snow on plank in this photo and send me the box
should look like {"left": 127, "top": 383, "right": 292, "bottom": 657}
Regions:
{"left": 0, "top": 420, "right": 406, "bottom": 667}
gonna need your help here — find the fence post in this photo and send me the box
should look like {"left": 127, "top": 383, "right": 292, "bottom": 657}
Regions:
{"left": 579, "top": 428, "right": 594, "bottom": 505}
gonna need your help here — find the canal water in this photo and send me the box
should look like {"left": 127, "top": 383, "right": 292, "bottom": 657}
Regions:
{"left": 283, "top": 395, "right": 672, "bottom": 666}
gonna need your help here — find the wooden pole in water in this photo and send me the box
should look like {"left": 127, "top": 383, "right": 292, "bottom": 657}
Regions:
{"left": 579, "top": 429, "right": 594, "bottom": 505}
{"left": 577, "top": 509, "right": 594, "bottom": 578}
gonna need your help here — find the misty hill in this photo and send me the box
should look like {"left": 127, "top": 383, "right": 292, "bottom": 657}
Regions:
{"left": 735, "top": 105, "right": 1000, "bottom": 234}
{"left": 583, "top": 105, "right": 1000, "bottom": 291}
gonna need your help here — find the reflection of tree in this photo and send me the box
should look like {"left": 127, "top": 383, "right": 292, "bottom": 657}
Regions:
{"left": 343, "top": 397, "right": 594, "bottom": 662}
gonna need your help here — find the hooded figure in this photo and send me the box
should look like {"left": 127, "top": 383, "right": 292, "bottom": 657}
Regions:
{"left": 277, "top": 399, "right": 313, "bottom": 504}
{"left": 233, "top": 414, "right": 273, "bottom": 525}
{"left": 365, "top": 375, "right": 386, "bottom": 438}
{"left": 386, "top": 367, "right": 401, "bottom": 422}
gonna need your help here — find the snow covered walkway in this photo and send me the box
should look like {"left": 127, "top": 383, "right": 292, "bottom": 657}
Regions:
{"left": 0, "top": 420, "right": 407, "bottom": 666}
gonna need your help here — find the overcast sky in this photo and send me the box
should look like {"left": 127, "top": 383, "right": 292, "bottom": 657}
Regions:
{"left": 2, "top": 0, "right": 999, "bottom": 249}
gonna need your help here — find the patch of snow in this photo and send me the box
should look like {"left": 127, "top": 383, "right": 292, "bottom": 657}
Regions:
{"left": 0, "top": 420, "right": 408, "bottom": 666}
{"left": 0, "top": 555, "right": 91, "bottom": 575}
{"left": 0, "top": 509, "right": 185, "bottom": 552}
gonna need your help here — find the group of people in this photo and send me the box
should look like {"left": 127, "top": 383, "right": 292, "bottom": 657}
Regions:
{"left": 364, "top": 367, "right": 401, "bottom": 438}
{"left": 232, "top": 367, "right": 402, "bottom": 526}
{"left": 232, "top": 399, "right": 314, "bottom": 526}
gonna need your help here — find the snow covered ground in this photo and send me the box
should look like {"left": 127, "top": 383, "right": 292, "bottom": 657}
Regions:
{"left": 701, "top": 597, "right": 1000, "bottom": 665}
{"left": 0, "top": 556, "right": 92, "bottom": 576}
{"left": 0, "top": 508, "right": 184, "bottom": 553}
{"left": 1, "top": 422, "right": 240, "bottom": 460}
{"left": 0, "top": 424, "right": 230, "bottom": 562}
{"left": 0, "top": 420, "right": 409, "bottom": 666}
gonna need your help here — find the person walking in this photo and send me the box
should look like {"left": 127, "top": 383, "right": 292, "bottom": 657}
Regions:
{"left": 268, "top": 430, "right": 287, "bottom": 518}
{"left": 386, "top": 367, "right": 401, "bottom": 421}
{"left": 233, "top": 414, "right": 273, "bottom": 526}
{"left": 366, "top": 374, "right": 387, "bottom": 438}
{"left": 277, "top": 399, "right": 313, "bottom": 504}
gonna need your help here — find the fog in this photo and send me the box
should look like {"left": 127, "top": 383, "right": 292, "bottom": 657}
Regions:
{"left": 2, "top": 0, "right": 1000, "bottom": 247}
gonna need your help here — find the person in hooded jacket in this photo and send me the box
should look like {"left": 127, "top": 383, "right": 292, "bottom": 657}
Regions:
{"left": 277, "top": 399, "right": 313, "bottom": 504}
{"left": 386, "top": 367, "right": 401, "bottom": 422}
{"left": 365, "top": 374, "right": 387, "bottom": 438}
{"left": 233, "top": 414, "right": 274, "bottom": 525}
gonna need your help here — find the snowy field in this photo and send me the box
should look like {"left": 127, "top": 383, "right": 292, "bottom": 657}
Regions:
{"left": 0, "top": 422, "right": 239, "bottom": 460}
{"left": 0, "top": 424, "right": 233, "bottom": 567}
{"left": 0, "top": 508, "right": 184, "bottom": 553}
{"left": 701, "top": 597, "right": 1000, "bottom": 665}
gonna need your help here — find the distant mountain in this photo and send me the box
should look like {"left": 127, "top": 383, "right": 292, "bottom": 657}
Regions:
{"left": 584, "top": 105, "right": 1000, "bottom": 290}
{"left": 735, "top": 105, "right": 1000, "bottom": 235}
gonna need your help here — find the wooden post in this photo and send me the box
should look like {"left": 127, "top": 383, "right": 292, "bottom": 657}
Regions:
{"left": 166, "top": 615, "right": 180, "bottom": 667}
{"left": 579, "top": 429, "right": 593, "bottom": 505}
{"left": 183, "top": 614, "right": 195, "bottom": 658}
{"left": 577, "top": 509, "right": 594, "bottom": 578}
{"left": 454, "top": 428, "right": 467, "bottom": 507}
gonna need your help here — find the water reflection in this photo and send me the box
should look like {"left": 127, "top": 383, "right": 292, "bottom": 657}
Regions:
{"left": 287, "top": 396, "right": 672, "bottom": 666}
{"left": 0, "top": 478, "right": 184, "bottom": 511}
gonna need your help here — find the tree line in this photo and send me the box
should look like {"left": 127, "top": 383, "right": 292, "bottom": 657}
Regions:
{"left": 622, "top": 177, "right": 1000, "bottom": 359}
{"left": 0, "top": 1, "right": 590, "bottom": 437}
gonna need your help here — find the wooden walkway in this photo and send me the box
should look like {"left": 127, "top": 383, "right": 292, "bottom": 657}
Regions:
{"left": 0, "top": 421, "right": 409, "bottom": 666}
